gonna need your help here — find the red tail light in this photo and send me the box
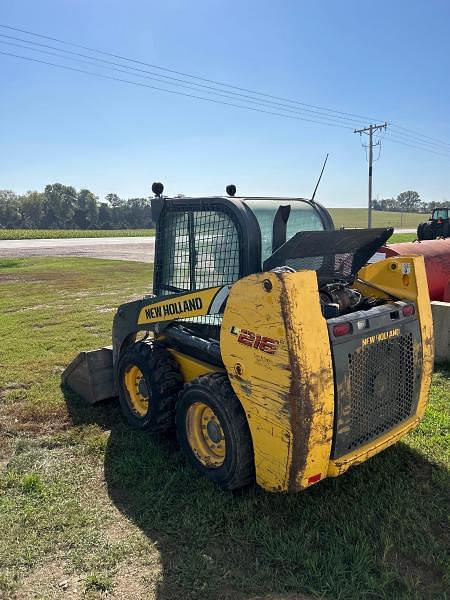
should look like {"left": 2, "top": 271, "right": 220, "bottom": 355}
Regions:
{"left": 333, "top": 323, "right": 352, "bottom": 337}
{"left": 402, "top": 304, "right": 415, "bottom": 317}
{"left": 308, "top": 473, "right": 322, "bottom": 484}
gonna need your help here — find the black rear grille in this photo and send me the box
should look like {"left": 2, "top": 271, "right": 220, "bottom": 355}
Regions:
{"left": 346, "top": 333, "right": 415, "bottom": 451}
{"left": 330, "top": 309, "right": 422, "bottom": 459}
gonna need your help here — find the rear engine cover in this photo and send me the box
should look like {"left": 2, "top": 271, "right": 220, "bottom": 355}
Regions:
{"left": 328, "top": 305, "right": 422, "bottom": 458}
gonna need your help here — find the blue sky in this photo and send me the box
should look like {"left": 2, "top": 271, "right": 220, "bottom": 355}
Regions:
{"left": 1, "top": 0, "right": 449, "bottom": 206}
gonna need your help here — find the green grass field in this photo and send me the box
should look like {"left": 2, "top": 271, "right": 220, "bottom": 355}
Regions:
{"left": 328, "top": 209, "right": 426, "bottom": 229}
{"left": 0, "top": 229, "right": 155, "bottom": 240}
{"left": 0, "top": 258, "right": 448, "bottom": 599}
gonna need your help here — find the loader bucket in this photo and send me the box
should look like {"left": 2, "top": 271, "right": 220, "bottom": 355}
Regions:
{"left": 61, "top": 347, "right": 115, "bottom": 404}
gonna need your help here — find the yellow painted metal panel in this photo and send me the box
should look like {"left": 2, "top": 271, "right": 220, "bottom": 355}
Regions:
{"left": 221, "top": 271, "right": 334, "bottom": 492}
{"left": 167, "top": 349, "right": 223, "bottom": 383}
{"left": 245, "top": 414, "right": 292, "bottom": 491}
{"left": 137, "top": 286, "right": 222, "bottom": 325}
{"left": 281, "top": 274, "right": 335, "bottom": 491}
{"left": 221, "top": 273, "right": 293, "bottom": 492}
{"left": 357, "top": 256, "right": 420, "bottom": 302}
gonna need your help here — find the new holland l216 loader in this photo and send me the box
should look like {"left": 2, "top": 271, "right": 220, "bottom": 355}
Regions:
{"left": 63, "top": 183, "right": 434, "bottom": 492}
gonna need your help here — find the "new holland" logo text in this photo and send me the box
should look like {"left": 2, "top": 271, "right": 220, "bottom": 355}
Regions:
{"left": 144, "top": 297, "right": 203, "bottom": 320}
{"left": 362, "top": 327, "right": 400, "bottom": 346}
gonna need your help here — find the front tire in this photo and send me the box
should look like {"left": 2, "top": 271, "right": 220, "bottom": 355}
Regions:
{"left": 417, "top": 223, "right": 425, "bottom": 241}
{"left": 176, "top": 373, "right": 255, "bottom": 490}
{"left": 422, "top": 223, "right": 434, "bottom": 240}
{"left": 117, "top": 341, "right": 183, "bottom": 432}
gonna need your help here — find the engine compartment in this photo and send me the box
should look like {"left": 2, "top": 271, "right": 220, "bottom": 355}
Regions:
{"left": 263, "top": 228, "right": 396, "bottom": 320}
{"left": 319, "top": 280, "right": 386, "bottom": 318}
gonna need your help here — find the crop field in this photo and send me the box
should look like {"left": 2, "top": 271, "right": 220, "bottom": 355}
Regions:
{"left": 0, "top": 209, "right": 426, "bottom": 240}
{"left": 0, "top": 229, "right": 155, "bottom": 240}
{"left": 0, "top": 257, "right": 448, "bottom": 599}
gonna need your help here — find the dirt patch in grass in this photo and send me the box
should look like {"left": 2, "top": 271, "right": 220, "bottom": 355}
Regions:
{"left": 18, "top": 560, "right": 83, "bottom": 599}
{"left": 1, "top": 401, "right": 69, "bottom": 434}
{"left": 16, "top": 525, "right": 160, "bottom": 599}
{"left": 0, "top": 273, "right": 22, "bottom": 283}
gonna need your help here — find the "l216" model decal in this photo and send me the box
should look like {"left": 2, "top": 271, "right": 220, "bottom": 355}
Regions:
{"left": 230, "top": 326, "right": 279, "bottom": 354}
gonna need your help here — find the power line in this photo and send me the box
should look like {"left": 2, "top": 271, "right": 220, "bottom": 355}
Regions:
{"left": 390, "top": 123, "right": 450, "bottom": 149}
{"left": 0, "top": 22, "right": 387, "bottom": 124}
{"left": 0, "top": 35, "right": 366, "bottom": 128}
{"left": 387, "top": 127, "right": 450, "bottom": 151}
{"left": 386, "top": 133, "right": 450, "bottom": 155}
{"left": 2, "top": 46, "right": 448, "bottom": 160}
{"left": 383, "top": 135, "right": 450, "bottom": 158}
{"left": 1, "top": 23, "right": 449, "bottom": 158}
{"left": 0, "top": 50, "right": 356, "bottom": 130}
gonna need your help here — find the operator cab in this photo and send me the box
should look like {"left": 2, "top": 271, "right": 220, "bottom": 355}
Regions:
{"left": 431, "top": 208, "right": 449, "bottom": 221}
{"left": 151, "top": 185, "right": 334, "bottom": 297}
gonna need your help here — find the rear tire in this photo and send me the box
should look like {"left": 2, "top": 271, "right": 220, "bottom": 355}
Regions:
{"left": 176, "top": 373, "right": 255, "bottom": 490}
{"left": 117, "top": 341, "right": 183, "bottom": 432}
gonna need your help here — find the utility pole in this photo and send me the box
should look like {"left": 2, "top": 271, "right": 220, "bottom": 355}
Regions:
{"left": 354, "top": 122, "right": 387, "bottom": 228}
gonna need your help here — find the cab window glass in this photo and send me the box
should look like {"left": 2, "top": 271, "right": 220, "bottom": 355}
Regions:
{"left": 433, "top": 209, "right": 448, "bottom": 220}
{"left": 156, "top": 208, "right": 240, "bottom": 294}
{"left": 244, "top": 199, "right": 325, "bottom": 262}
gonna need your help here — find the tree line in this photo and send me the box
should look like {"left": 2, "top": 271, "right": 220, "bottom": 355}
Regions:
{"left": 0, "top": 184, "right": 153, "bottom": 230}
{"left": 2, "top": 184, "right": 447, "bottom": 230}
{"left": 373, "top": 190, "right": 448, "bottom": 214}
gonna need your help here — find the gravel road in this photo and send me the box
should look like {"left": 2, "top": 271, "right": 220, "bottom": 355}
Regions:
{"left": 0, "top": 229, "right": 416, "bottom": 263}
{"left": 0, "top": 236, "right": 155, "bottom": 263}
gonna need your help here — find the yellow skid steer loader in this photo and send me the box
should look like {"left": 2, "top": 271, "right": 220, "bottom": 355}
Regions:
{"left": 63, "top": 184, "right": 433, "bottom": 492}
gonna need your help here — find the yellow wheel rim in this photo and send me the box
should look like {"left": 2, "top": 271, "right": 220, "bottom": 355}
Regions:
{"left": 124, "top": 365, "right": 149, "bottom": 417}
{"left": 186, "top": 402, "right": 226, "bottom": 468}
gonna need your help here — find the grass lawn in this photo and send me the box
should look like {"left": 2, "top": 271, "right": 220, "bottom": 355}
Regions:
{"left": 389, "top": 233, "right": 415, "bottom": 243}
{"left": 0, "top": 229, "right": 155, "bottom": 240}
{"left": 0, "top": 258, "right": 448, "bottom": 599}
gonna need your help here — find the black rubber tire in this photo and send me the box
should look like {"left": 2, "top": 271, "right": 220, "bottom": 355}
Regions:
{"left": 417, "top": 223, "right": 425, "bottom": 241}
{"left": 444, "top": 222, "right": 450, "bottom": 238}
{"left": 422, "top": 223, "right": 433, "bottom": 240}
{"left": 117, "top": 341, "right": 183, "bottom": 432}
{"left": 176, "top": 373, "right": 255, "bottom": 490}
